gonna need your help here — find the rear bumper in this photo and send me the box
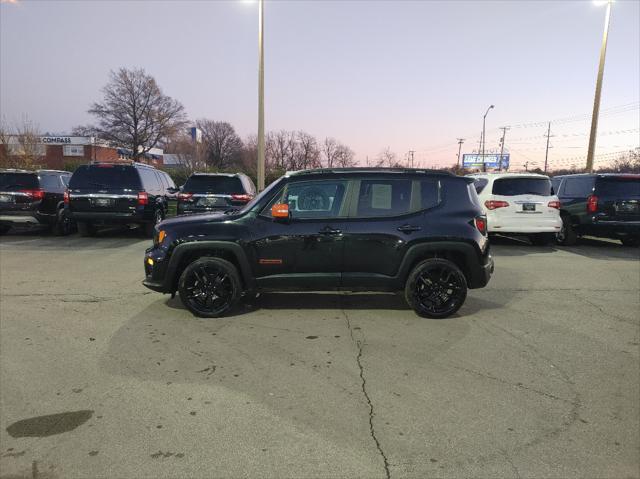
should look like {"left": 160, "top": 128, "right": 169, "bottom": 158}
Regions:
{"left": 581, "top": 220, "right": 640, "bottom": 237}
{"left": 0, "top": 214, "right": 41, "bottom": 225}
{"left": 488, "top": 215, "right": 562, "bottom": 234}
{"left": 468, "top": 253, "right": 494, "bottom": 289}
{"left": 69, "top": 211, "right": 147, "bottom": 224}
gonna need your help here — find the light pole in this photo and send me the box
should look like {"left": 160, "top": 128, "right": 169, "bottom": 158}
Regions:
{"left": 257, "top": 0, "right": 265, "bottom": 190}
{"left": 482, "top": 105, "right": 494, "bottom": 172}
{"left": 586, "top": 0, "right": 613, "bottom": 173}
{"left": 456, "top": 138, "right": 465, "bottom": 170}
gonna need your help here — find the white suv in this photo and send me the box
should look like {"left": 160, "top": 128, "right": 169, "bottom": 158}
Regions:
{"left": 467, "top": 172, "right": 562, "bottom": 245}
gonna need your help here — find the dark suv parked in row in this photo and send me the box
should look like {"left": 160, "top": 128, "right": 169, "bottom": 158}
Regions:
{"left": 177, "top": 173, "right": 255, "bottom": 215}
{"left": 66, "top": 162, "right": 177, "bottom": 237}
{"left": 552, "top": 173, "right": 640, "bottom": 246}
{"left": 143, "top": 168, "right": 494, "bottom": 318}
{"left": 0, "top": 169, "right": 73, "bottom": 235}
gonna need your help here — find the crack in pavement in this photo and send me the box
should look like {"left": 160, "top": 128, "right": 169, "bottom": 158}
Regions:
{"left": 340, "top": 295, "right": 391, "bottom": 479}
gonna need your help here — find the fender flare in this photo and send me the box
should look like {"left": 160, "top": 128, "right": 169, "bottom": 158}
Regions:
{"left": 164, "top": 240, "right": 255, "bottom": 292}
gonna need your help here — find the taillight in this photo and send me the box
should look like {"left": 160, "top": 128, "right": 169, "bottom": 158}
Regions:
{"left": 548, "top": 200, "right": 561, "bottom": 209}
{"left": 231, "top": 194, "right": 253, "bottom": 203}
{"left": 485, "top": 200, "right": 509, "bottom": 210}
{"left": 587, "top": 195, "right": 598, "bottom": 214}
{"left": 20, "top": 189, "right": 45, "bottom": 201}
{"left": 137, "top": 191, "right": 149, "bottom": 206}
{"left": 177, "top": 192, "right": 193, "bottom": 201}
{"left": 63, "top": 190, "right": 70, "bottom": 204}
{"left": 474, "top": 216, "right": 488, "bottom": 235}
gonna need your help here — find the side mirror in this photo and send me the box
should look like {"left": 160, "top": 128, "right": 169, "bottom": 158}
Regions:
{"left": 271, "top": 203, "right": 290, "bottom": 220}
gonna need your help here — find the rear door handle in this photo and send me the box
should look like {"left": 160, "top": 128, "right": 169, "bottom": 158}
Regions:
{"left": 319, "top": 227, "right": 342, "bottom": 235}
{"left": 397, "top": 224, "right": 422, "bottom": 233}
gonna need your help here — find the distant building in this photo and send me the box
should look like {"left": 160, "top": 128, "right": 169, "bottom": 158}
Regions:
{"left": 0, "top": 135, "right": 164, "bottom": 170}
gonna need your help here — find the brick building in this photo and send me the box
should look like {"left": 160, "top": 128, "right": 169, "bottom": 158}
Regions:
{"left": 0, "top": 136, "right": 164, "bottom": 170}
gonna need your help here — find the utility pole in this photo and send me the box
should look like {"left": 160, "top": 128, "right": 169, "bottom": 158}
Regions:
{"left": 257, "top": 0, "right": 265, "bottom": 190}
{"left": 524, "top": 161, "right": 529, "bottom": 172}
{"left": 586, "top": 0, "right": 613, "bottom": 173}
{"left": 482, "top": 104, "right": 494, "bottom": 172}
{"left": 408, "top": 150, "right": 415, "bottom": 168}
{"left": 498, "top": 127, "right": 509, "bottom": 172}
{"left": 543, "top": 122, "right": 553, "bottom": 173}
{"left": 456, "top": 138, "right": 465, "bottom": 170}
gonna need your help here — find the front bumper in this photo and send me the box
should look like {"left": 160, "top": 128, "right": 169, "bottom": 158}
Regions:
{"left": 142, "top": 246, "right": 171, "bottom": 293}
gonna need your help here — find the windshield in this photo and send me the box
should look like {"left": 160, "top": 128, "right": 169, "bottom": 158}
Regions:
{"left": 69, "top": 165, "right": 141, "bottom": 190}
{"left": 492, "top": 177, "right": 551, "bottom": 196}
{"left": 0, "top": 172, "right": 39, "bottom": 190}
{"left": 183, "top": 176, "right": 244, "bottom": 194}
{"left": 237, "top": 177, "right": 284, "bottom": 214}
{"left": 596, "top": 177, "right": 640, "bottom": 198}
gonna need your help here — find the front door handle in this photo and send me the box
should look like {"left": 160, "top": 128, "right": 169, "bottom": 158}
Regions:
{"left": 319, "top": 226, "right": 342, "bottom": 235}
{"left": 397, "top": 224, "right": 422, "bottom": 234}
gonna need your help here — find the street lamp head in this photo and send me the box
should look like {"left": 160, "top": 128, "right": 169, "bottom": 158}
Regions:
{"left": 489, "top": 104, "right": 494, "bottom": 109}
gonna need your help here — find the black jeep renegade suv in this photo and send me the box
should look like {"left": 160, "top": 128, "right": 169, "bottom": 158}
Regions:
{"left": 143, "top": 168, "right": 494, "bottom": 318}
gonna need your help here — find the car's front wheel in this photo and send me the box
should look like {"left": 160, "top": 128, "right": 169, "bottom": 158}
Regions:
{"left": 178, "top": 257, "right": 241, "bottom": 318}
{"left": 405, "top": 258, "right": 467, "bottom": 319}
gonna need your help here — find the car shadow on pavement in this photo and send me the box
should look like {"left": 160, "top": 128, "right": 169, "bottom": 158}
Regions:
{"left": 0, "top": 224, "right": 149, "bottom": 248}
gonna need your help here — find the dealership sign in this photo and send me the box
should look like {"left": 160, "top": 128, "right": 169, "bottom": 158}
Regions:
{"left": 39, "top": 136, "right": 94, "bottom": 145}
{"left": 463, "top": 154, "right": 509, "bottom": 169}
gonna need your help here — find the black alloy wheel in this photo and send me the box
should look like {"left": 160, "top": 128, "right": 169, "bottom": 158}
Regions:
{"left": 178, "top": 257, "right": 241, "bottom": 318}
{"left": 405, "top": 258, "right": 467, "bottom": 318}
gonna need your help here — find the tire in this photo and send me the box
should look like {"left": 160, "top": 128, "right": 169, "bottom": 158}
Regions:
{"left": 144, "top": 209, "right": 164, "bottom": 237}
{"left": 178, "top": 257, "right": 242, "bottom": 318}
{"left": 556, "top": 215, "right": 577, "bottom": 246}
{"left": 77, "top": 221, "right": 95, "bottom": 237}
{"left": 404, "top": 258, "right": 468, "bottom": 319}
{"left": 620, "top": 236, "right": 640, "bottom": 247}
{"left": 52, "top": 208, "right": 73, "bottom": 236}
{"left": 0, "top": 224, "right": 11, "bottom": 235}
{"left": 529, "top": 233, "right": 554, "bottom": 246}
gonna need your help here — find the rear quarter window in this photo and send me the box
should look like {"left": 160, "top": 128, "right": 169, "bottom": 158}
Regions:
{"left": 561, "top": 177, "right": 595, "bottom": 197}
{"left": 39, "top": 174, "right": 63, "bottom": 192}
{"left": 69, "top": 165, "right": 142, "bottom": 190}
{"left": 0, "top": 173, "right": 39, "bottom": 190}
{"left": 492, "top": 177, "right": 551, "bottom": 196}
{"left": 472, "top": 178, "right": 489, "bottom": 194}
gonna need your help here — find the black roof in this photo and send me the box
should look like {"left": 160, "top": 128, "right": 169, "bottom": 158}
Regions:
{"left": 552, "top": 173, "right": 640, "bottom": 179}
{"left": 287, "top": 167, "right": 454, "bottom": 177}
{"left": 0, "top": 169, "right": 70, "bottom": 174}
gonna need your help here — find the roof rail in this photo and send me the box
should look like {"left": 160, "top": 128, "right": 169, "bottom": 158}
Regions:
{"left": 288, "top": 167, "right": 454, "bottom": 176}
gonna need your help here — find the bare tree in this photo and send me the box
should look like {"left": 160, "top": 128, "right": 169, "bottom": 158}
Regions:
{"left": 0, "top": 119, "right": 44, "bottom": 169}
{"left": 374, "top": 147, "right": 401, "bottom": 167}
{"left": 163, "top": 132, "right": 203, "bottom": 174}
{"left": 322, "top": 137, "right": 339, "bottom": 168}
{"left": 293, "top": 131, "right": 321, "bottom": 170}
{"left": 196, "top": 120, "right": 244, "bottom": 170}
{"left": 88, "top": 68, "right": 187, "bottom": 160}
{"left": 334, "top": 143, "right": 356, "bottom": 168}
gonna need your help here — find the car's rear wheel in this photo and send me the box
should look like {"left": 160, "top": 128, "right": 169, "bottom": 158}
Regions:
{"left": 556, "top": 215, "right": 577, "bottom": 246}
{"left": 405, "top": 258, "right": 467, "bottom": 319}
{"left": 0, "top": 224, "right": 11, "bottom": 235}
{"left": 53, "top": 207, "right": 73, "bottom": 236}
{"left": 529, "top": 233, "right": 554, "bottom": 246}
{"left": 620, "top": 236, "right": 640, "bottom": 247}
{"left": 77, "top": 221, "right": 95, "bottom": 237}
{"left": 178, "top": 257, "right": 241, "bottom": 318}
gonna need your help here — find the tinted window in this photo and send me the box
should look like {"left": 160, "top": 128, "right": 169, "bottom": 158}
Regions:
{"left": 596, "top": 177, "right": 640, "bottom": 198}
{"left": 357, "top": 179, "right": 411, "bottom": 217}
{"left": 60, "top": 175, "right": 70, "bottom": 187}
{"left": 263, "top": 180, "right": 347, "bottom": 219}
{"left": 473, "top": 178, "right": 489, "bottom": 194}
{"left": 420, "top": 179, "right": 441, "bottom": 209}
{"left": 39, "top": 174, "right": 62, "bottom": 192}
{"left": 561, "top": 177, "right": 594, "bottom": 197}
{"left": 183, "top": 176, "right": 245, "bottom": 194}
{"left": 165, "top": 174, "right": 176, "bottom": 189}
{"left": 492, "top": 177, "right": 551, "bottom": 196}
{"left": 69, "top": 165, "right": 141, "bottom": 190}
{"left": 551, "top": 178, "right": 562, "bottom": 195}
{"left": 0, "top": 173, "right": 39, "bottom": 191}
{"left": 138, "top": 168, "right": 161, "bottom": 192}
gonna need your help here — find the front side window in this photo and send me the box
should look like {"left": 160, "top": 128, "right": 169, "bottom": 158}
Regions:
{"left": 264, "top": 180, "right": 348, "bottom": 219}
{"left": 356, "top": 179, "right": 411, "bottom": 217}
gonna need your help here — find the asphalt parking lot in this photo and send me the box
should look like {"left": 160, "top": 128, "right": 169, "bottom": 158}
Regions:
{"left": 0, "top": 228, "right": 638, "bottom": 479}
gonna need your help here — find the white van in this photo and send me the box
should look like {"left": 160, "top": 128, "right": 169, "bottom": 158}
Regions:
{"left": 467, "top": 172, "right": 562, "bottom": 245}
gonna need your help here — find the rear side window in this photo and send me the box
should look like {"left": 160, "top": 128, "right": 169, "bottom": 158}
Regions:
{"left": 69, "top": 165, "right": 141, "bottom": 190}
{"left": 492, "top": 177, "right": 551, "bottom": 196}
{"left": 596, "top": 177, "right": 640, "bottom": 198}
{"left": 357, "top": 179, "right": 412, "bottom": 217}
{"left": 473, "top": 178, "right": 489, "bottom": 194}
{"left": 562, "top": 177, "right": 594, "bottom": 197}
{"left": 0, "top": 173, "right": 39, "bottom": 191}
{"left": 183, "top": 176, "right": 245, "bottom": 194}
